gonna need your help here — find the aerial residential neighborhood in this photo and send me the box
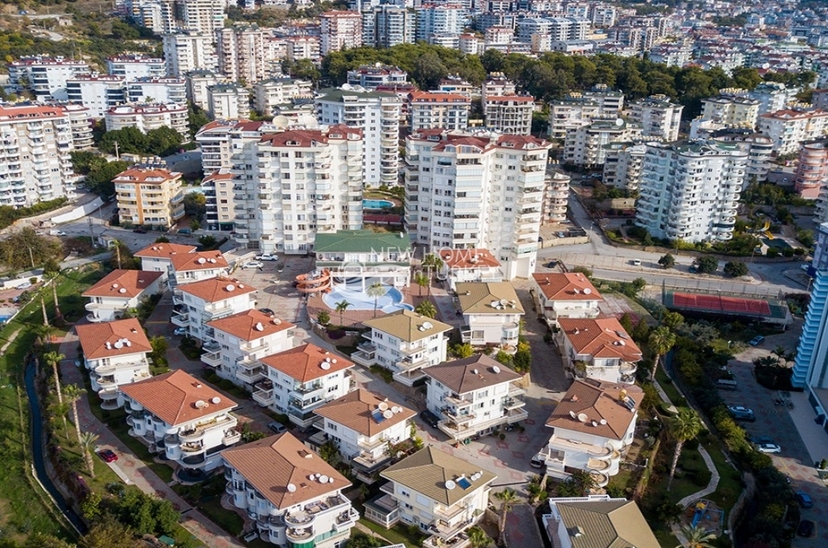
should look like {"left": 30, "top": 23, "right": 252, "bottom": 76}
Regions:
{"left": 1, "top": 0, "right": 828, "bottom": 547}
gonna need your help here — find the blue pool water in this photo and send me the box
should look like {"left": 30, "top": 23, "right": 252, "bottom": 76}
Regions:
{"left": 363, "top": 199, "right": 394, "bottom": 209}
{"left": 322, "top": 284, "right": 413, "bottom": 314}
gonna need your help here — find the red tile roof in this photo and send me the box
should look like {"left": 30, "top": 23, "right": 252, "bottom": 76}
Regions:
{"left": 82, "top": 270, "right": 163, "bottom": 298}
{"left": 314, "top": 389, "right": 415, "bottom": 437}
{"left": 208, "top": 310, "right": 294, "bottom": 341}
{"left": 120, "top": 370, "right": 237, "bottom": 426}
{"left": 135, "top": 243, "right": 197, "bottom": 258}
{"left": 409, "top": 91, "right": 470, "bottom": 103}
{"left": 259, "top": 344, "right": 354, "bottom": 383}
{"left": 177, "top": 276, "right": 257, "bottom": 303}
{"left": 76, "top": 318, "right": 152, "bottom": 360}
{"left": 546, "top": 379, "right": 643, "bottom": 440}
{"left": 439, "top": 248, "right": 500, "bottom": 270}
{"left": 170, "top": 251, "right": 229, "bottom": 272}
{"left": 112, "top": 168, "right": 182, "bottom": 184}
{"left": 558, "top": 318, "right": 641, "bottom": 361}
{"left": 532, "top": 273, "right": 602, "bottom": 301}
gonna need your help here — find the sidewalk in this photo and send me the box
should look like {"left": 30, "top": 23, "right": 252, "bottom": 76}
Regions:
{"left": 58, "top": 327, "right": 245, "bottom": 548}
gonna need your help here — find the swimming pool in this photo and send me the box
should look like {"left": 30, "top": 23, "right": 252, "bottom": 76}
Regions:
{"left": 322, "top": 284, "right": 413, "bottom": 314}
{"left": 363, "top": 199, "right": 394, "bottom": 210}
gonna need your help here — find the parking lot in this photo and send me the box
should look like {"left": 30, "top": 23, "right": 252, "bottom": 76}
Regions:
{"left": 722, "top": 325, "right": 828, "bottom": 546}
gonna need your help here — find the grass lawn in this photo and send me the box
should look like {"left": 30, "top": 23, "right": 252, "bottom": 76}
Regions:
{"left": 654, "top": 529, "right": 681, "bottom": 547}
{"left": 656, "top": 368, "right": 683, "bottom": 404}
{"left": 198, "top": 496, "right": 244, "bottom": 536}
{"left": 358, "top": 518, "right": 425, "bottom": 548}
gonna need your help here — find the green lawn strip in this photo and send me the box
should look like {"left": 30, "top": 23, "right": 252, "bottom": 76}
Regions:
{"left": 357, "top": 518, "right": 424, "bottom": 548}
{"left": 197, "top": 496, "right": 244, "bottom": 536}
{"left": 656, "top": 368, "right": 683, "bottom": 404}
{"left": 703, "top": 440, "right": 742, "bottom": 513}
{"left": 654, "top": 529, "right": 681, "bottom": 547}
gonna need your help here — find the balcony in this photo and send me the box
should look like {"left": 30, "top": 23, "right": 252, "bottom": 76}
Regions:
{"left": 285, "top": 528, "right": 313, "bottom": 542}
{"left": 252, "top": 380, "right": 274, "bottom": 406}
{"left": 501, "top": 397, "right": 525, "bottom": 411}
{"left": 171, "top": 313, "right": 189, "bottom": 327}
{"left": 237, "top": 366, "right": 266, "bottom": 384}
{"left": 292, "top": 381, "right": 323, "bottom": 395}
{"left": 178, "top": 415, "right": 238, "bottom": 443}
{"left": 424, "top": 533, "right": 470, "bottom": 548}
{"left": 172, "top": 290, "right": 185, "bottom": 305}
{"left": 201, "top": 350, "right": 222, "bottom": 367}
{"left": 180, "top": 452, "right": 206, "bottom": 467}
{"left": 180, "top": 442, "right": 205, "bottom": 454}
{"left": 353, "top": 450, "right": 391, "bottom": 471}
{"left": 223, "top": 429, "right": 242, "bottom": 445}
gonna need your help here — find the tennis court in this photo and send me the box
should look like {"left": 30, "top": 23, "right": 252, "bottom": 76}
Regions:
{"left": 664, "top": 289, "right": 791, "bottom": 325}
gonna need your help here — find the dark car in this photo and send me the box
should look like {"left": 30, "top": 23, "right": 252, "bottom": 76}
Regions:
{"left": 797, "top": 519, "right": 815, "bottom": 537}
{"left": 419, "top": 409, "right": 440, "bottom": 429}
{"left": 796, "top": 491, "right": 814, "bottom": 508}
{"left": 267, "top": 422, "right": 287, "bottom": 434}
{"left": 259, "top": 308, "right": 275, "bottom": 316}
{"left": 97, "top": 449, "right": 118, "bottom": 463}
{"left": 132, "top": 227, "right": 148, "bottom": 234}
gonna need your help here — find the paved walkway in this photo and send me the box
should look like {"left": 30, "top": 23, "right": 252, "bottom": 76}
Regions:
{"left": 58, "top": 327, "right": 245, "bottom": 548}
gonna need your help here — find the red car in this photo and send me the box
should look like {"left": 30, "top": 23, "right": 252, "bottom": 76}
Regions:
{"left": 97, "top": 449, "right": 118, "bottom": 463}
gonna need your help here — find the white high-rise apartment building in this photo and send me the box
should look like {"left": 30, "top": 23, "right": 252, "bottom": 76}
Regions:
{"left": 320, "top": 11, "right": 363, "bottom": 56}
{"left": 207, "top": 84, "right": 251, "bottom": 120}
{"left": 484, "top": 96, "right": 534, "bottom": 135}
{"left": 748, "top": 82, "right": 797, "bottom": 116}
{"left": 346, "top": 65, "right": 408, "bottom": 90}
{"left": 65, "top": 75, "right": 127, "bottom": 119}
{"left": 415, "top": 4, "right": 464, "bottom": 44}
{"left": 7, "top": 56, "right": 90, "bottom": 101}
{"left": 316, "top": 88, "right": 402, "bottom": 188}
{"left": 701, "top": 94, "right": 760, "bottom": 129}
{"left": 629, "top": 95, "right": 683, "bottom": 141}
{"left": 409, "top": 91, "right": 470, "bottom": 131}
{"left": 230, "top": 126, "right": 364, "bottom": 254}
{"left": 758, "top": 109, "right": 828, "bottom": 155}
{"left": 636, "top": 141, "right": 747, "bottom": 243}
{"left": 0, "top": 104, "right": 82, "bottom": 206}
{"left": 186, "top": 70, "right": 220, "bottom": 109}
{"left": 563, "top": 119, "right": 642, "bottom": 167}
{"left": 253, "top": 78, "right": 313, "bottom": 116}
{"left": 362, "top": 5, "right": 415, "bottom": 48}
{"left": 602, "top": 142, "right": 646, "bottom": 191}
{"left": 405, "top": 129, "right": 552, "bottom": 279}
{"left": 127, "top": 77, "right": 187, "bottom": 105}
{"left": 106, "top": 54, "right": 166, "bottom": 80}
{"left": 217, "top": 26, "right": 268, "bottom": 84}
{"left": 105, "top": 103, "right": 189, "bottom": 138}
{"left": 162, "top": 32, "right": 218, "bottom": 77}
{"left": 179, "top": 0, "right": 225, "bottom": 35}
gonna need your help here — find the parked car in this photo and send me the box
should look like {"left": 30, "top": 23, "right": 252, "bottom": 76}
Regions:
{"left": 255, "top": 254, "right": 277, "bottom": 261}
{"left": 259, "top": 308, "right": 275, "bottom": 316}
{"left": 15, "top": 282, "right": 32, "bottom": 290}
{"left": 97, "top": 449, "right": 118, "bottom": 463}
{"left": 795, "top": 491, "right": 814, "bottom": 508}
{"left": 757, "top": 442, "right": 781, "bottom": 454}
{"left": 268, "top": 422, "right": 287, "bottom": 434}
{"left": 632, "top": 259, "right": 642, "bottom": 266}
{"left": 173, "top": 327, "right": 188, "bottom": 336}
{"left": 530, "top": 453, "right": 546, "bottom": 469}
{"left": 727, "top": 405, "right": 755, "bottom": 422}
{"left": 749, "top": 335, "right": 766, "bottom": 346}
{"left": 178, "top": 228, "right": 192, "bottom": 235}
{"left": 419, "top": 409, "right": 440, "bottom": 428}
{"left": 797, "top": 520, "right": 815, "bottom": 537}
{"left": 243, "top": 261, "right": 263, "bottom": 269}
{"left": 132, "top": 227, "right": 148, "bottom": 234}
{"left": 52, "top": 230, "right": 68, "bottom": 237}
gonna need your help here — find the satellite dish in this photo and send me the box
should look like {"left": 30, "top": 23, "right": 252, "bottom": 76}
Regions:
{"left": 114, "top": 341, "right": 123, "bottom": 349}
{"left": 445, "top": 480, "right": 456, "bottom": 490}
{"left": 392, "top": 406, "right": 402, "bottom": 414}
{"left": 198, "top": 258, "right": 206, "bottom": 264}
{"left": 492, "top": 366, "right": 501, "bottom": 374}
{"left": 319, "top": 474, "right": 328, "bottom": 483}
{"left": 119, "top": 287, "right": 127, "bottom": 294}
{"left": 599, "top": 419, "right": 607, "bottom": 425}
{"left": 211, "top": 396, "right": 221, "bottom": 404}
{"left": 383, "top": 410, "right": 394, "bottom": 419}
{"left": 577, "top": 413, "right": 589, "bottom": 423}
{"left": 195, "top": 400, "right": 206, "bottom": 409}
{"left": 287, "top": 483, "right": 297, "bottom": 493}
{"left": 378, "top": 402, "right": 389, "bottom": 411}
{"left": 320, "top": 362, "right": 331, "bottom": 370}
{"left": 226, "top": 284, "right": 235, "bottom": 291}
{"left": 125, "top": 340, "right": 131, "bottom": 347}
{"left": 328, "top": 477, "right": 334, "bottom": 483}
{"left": 569, "top": 410, "right": 578, "bottom": 419}
{"left": 255, "top": 322, "right": 264, "bottom": 331}
{"left": 615, "top": 118, "right": 624, "bottom": 126}
{"left": 112, "top": 283, "right": 119, "bottom": 288}
{"left": 583, "top": 288, "right": 592, "bottom": 294}
{"left": 331, "top": 359, "right": 337, "bottom": 364}
{"left": 308, "top": 474, "right": 315, "bottom": 480}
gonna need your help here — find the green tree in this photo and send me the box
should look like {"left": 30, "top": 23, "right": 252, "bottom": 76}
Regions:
{"left": 513, "top": 348, "right": 531, "bottom": 373}
{"left": 494, "top": 488, "right": 518, "bottom": 546}
{"left": 99, "top": 126, "right": 148, "bottom": 155}
{"left": 452, "top": 343, "right": 474, "bottom": 358}
{"left": 414, "top": 271, "right": 429, "bottom": 296}
{"left": 677, "top": 525, "right": 717, "bottom": 548}
{"left": 197, "top": 234, "right": 217, "bottom": 250}
{"left": 152, "top": 499, "right": 180, "bottom": 535}
{"left": 63, "top": 383, "right": 86, "bottom": 444}
{"left": 724, "top": 261, "right": 749, "bottom": 278}
{"left": 145, "top": 126, "right": 183, "bottom": 156}
{"left": 648, "top": 326, "right": 676, "bottom": 381}
{"left": 79, "top": 431, "right": 99, "bottom": 479}
{"left": 631, "top": 277, "right": 646, "bottom": 293}
{"left": 467, "top": 526, "right": 493, "bottom": 548}
{"left": 695, "top": 256, "right": 719, "bottom": 274}
{"left": 43, "top": 351, "right": 65, "bottom": 405}
{"left": 316, "top": 309, "right": 330, "bottom": 326}
{"left": 618, "top": 313, "right": 634, "bottom": 333}
{"left": 0, "top": 227, "right": 63, "bottom": 270}
{"left": 187, "top": 104, "right": 210, "bottom": 138}
{"left": 367, "top": 282, "right": 387, "bottom": 318}
{"left": 526, "top": 474, "right": 546, "bottom": 504}
{"left": 149, "top": 336, "right": 169, "bottom": 366}
{"left": 421, "top": 254, "right": 444, "bottom": 295}
{"left": 43, "top": 258, "right": 63, "bottom": 324}
{"left": 658, "top": 253, "right": 676, "bottom": 269}
{"left": 668, "top": 409, "right": 703, "bottom": 489}
{"left": 347, "top": 532, "right": 383, "bottom": 548}
{"left": 495, "top": 351, "right": 513, "bottom": 367}
{"left": 414, "top": 300, "right": 437, "bottom": 318}
{"left": 334, "top": 300, "right": 351, "bottom": 326}
{"left": 662, "top": 311, "right": 685, "bottom": 331}
{"left": 319, "top": 440, "right": 341, "bottom": 467}
{"left": 81, "top": 491, "right": 103, "bottom": 521}
{"left": 183, "top": 192, "right": 207, "bottom": 220}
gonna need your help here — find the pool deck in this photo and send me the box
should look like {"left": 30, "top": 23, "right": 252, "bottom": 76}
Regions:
{"left": 307, "top": 284, "right": 432, "bottom": 327}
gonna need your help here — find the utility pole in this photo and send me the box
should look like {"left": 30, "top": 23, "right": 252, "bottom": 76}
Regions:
{"left": 112, "top": 241, "right": 122, "bottom": 269}
{"left": 88, "top": 217, "right": 95, "bottom": 245}
{"left": 114, "top": 140, "right": 120, "bottom": 161}
{"left": 27, "top": 246, "right": 35, "bottom": 269}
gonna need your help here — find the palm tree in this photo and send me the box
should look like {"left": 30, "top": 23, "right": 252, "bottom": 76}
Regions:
{"left": 648, "top": 326, "right": 677, "bottom": 381}
{"left": 79, "top": 431, "right": 99, "bottom": 478}
{"left": 421, "top": 254, "right": 443, "bottom": 295}
{"left": 414, "top": 271, "right": 429, "bottom": 296}
{"left": 43, "top": 263, "right": 63, "bottom": 324}
{"left": 526, "top": 474, "right": 545, "bottom": 503}
{"left": 667, "top": 408, "right": 703, "bottom": 489}
{"left": 43, "top": 351, "right": 65, "bottom": 404}
{"left": 467, "top": 526, "right": 492, "bottom": 548}
{"left": 334, "top": 300, "right": 351, "bottom": 326}
{"left": 63, "top": 383, "right": 86, "bottom": 447}
{"left": 366, "top": 282, "right": 386, "bottom": 318}
{"left": 49, "top": 400, "right": 71, "bottom": 439}
{"left": 40, "top": 295, "right": 50, "bottom": 329}
{"left": 414, "top": 300, "right": 437, "bottom": 319}
{"left": 678, "top": 525, "right": 717, "bottom": 548}
{"left": 35, "top": 323, "right": 53, "bottom": 349}
{"left": 494, "top": 487, "right": 518, "bottom": 546}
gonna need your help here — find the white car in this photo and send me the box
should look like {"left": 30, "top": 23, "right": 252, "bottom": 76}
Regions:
{"left": 15, "top": 282, "right": 32, "bottom": 290}
{"left": 54, "top": 230, "right": 68, "bottom": 237}
{"left": 173, "top": 327, "right": 188, "bottom": 336}
{"left": 243, "top": 261, "right": 263, "bottom": 269}
{"left": 255, "top": 254, "right": 277, "bottom": 261}
{"left": 757, "top": 443, "right": 781, "bottom": 454}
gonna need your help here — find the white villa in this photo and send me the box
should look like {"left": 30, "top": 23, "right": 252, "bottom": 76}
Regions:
{"left": 169, "top": 250, "right": 230, "bottom": 286}
{"left": 425, "top": 354, "right": 527, "bottom": 442}
{"left": 556, "top": 318, "right": 641, "bottom": 385}
{"left": 203, "top": 310, "right": 296, "bottom": 387}
{"left": 314, "top": 230, "right": 412, "bottom": 289}
{"left": 366, "top": 447, "right": 496, "bottom": 548}
{"left": 542, "top": 495, "right": 660, "bottom": 548}
{"left": 172, "top": 277, "right": 257, "bottom": 341}
{"left": 531, "top": 272, "right": 602, "bottom": 325}
{"left": 222, "top": 432, "right": 358, "bottom": 547}
{"left": 120, "top": 370, "right": 240, "bottom": 472}
{"left": 254, "top": 344, "right": 356, "bottom": 428}
{"left": 313, "top": 389, "right": 416, "bottom": 484}
{"left": 352, "top": 310, "right": 452, "bottom": 386}
{"left": 134, "top": 242, "right": 197, "bottom": 282}
{"left": 537, "top": 379, "right": 643, "bottom": 488}
{"left": 437, "top": 249, "right": 503, "bottom": 290}
{"left": 456, "top": 282, "right": 524, "bottom": 349}
{"left": 83, "top": 269, "right": 164, "bottom": 323}
{"left": 76, "top": 318, "right": 153, "bottom": 410}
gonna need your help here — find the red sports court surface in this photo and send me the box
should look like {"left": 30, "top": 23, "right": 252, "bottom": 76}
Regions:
{"left": 671, "top": 292, "right": 772, "bottom": 315}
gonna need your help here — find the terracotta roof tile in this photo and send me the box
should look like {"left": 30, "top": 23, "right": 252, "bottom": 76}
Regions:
{"left": 177, "top": 276, "right": 257, "bottom": 303}
{"left": 82, "top": 270, "right": 163, "bottom": 298}
{"left": 170, "top": 251, "right": 229, "bottom": 272}
{"left": 424, "top": 354, "right": 521, "bottom": 394}
{"left": 558, "top": 318, "right": 641, "bottom": 361}
{"left": 545, "top": 379, "right": 643, "bottom": 440}
{"left": 314, "top": 389, "right": 415, "bottom": 437}
{"left": 439, "top": 248, "right": 500, "bottom": 270}
{"left": 532, "top": 273, "right": 602, "bottom": 302}
{"left": 259, "top": 344, "right": 354, "bottom": 383}
{"left": 76, "top": 318, "right": 152, "bottom": 360}
{"left": 221, "top": 433, "right": 350, "bottom": 509}
{"left": 208, "top": 310, "right": 295, "bottom": 341}
{"left": 134, "top": 243, "right": 197, "bottom": 258}
{"left": 112, "top": 168, "right": 182, "bottom": 184}
{"left": 120, "top": 370, "right": 237, "bottom": 426}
